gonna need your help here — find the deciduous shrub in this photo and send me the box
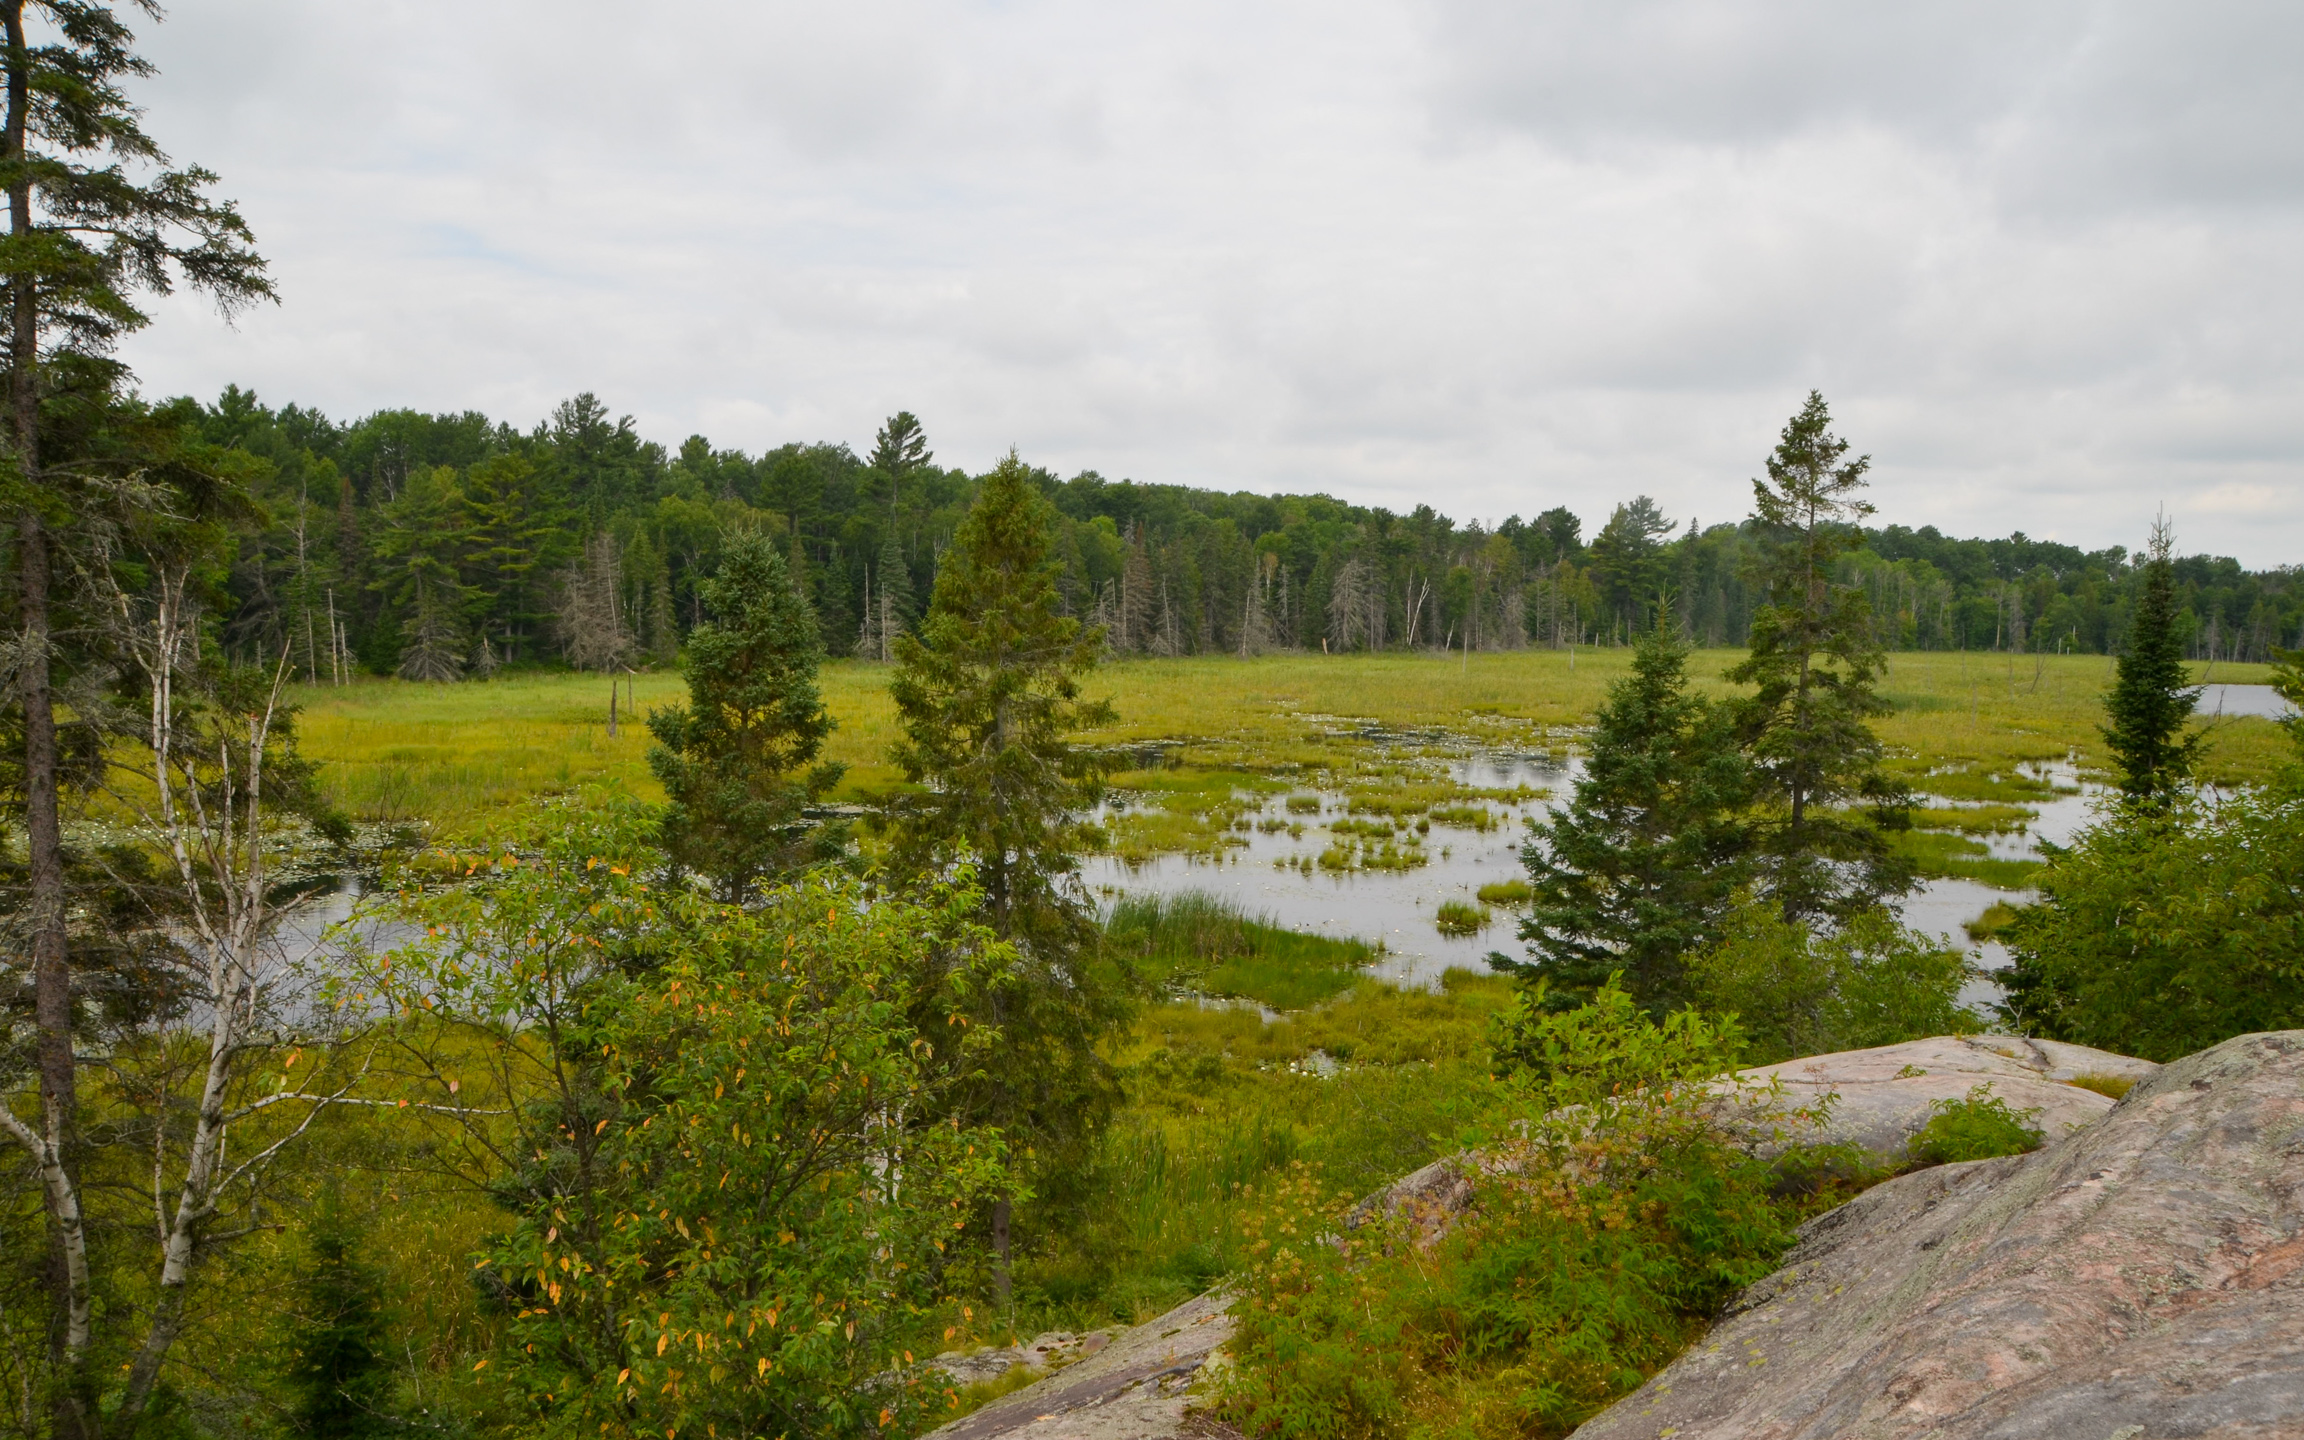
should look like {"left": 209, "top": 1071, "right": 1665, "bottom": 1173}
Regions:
{"left": 1904, "top": 1084, "right": 2044, "bottom": 1167}
{"left": 1216, "top": 982, "right": 1836, "bottom": 1439}
{"left": 1688, "top": 902, "right": 1977, "bottom": 1065}
{"left": 2000, "top": 786, "right": 2304, "bottom": 1062}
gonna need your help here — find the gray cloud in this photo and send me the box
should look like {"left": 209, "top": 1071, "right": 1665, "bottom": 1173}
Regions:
{"left": 113, "top": 0, "right": 2304, "bottom": 564}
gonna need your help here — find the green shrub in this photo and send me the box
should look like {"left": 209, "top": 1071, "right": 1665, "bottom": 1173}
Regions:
{"left": 1218, "top": 983, "right": 1837, "bottom": 1439}
{"left": 1905, "top": 1084, "right": 2043, "bottom": 1167}
{"left": 1688, "top": 902, "right": 1978, "bottom": 1065}
{"left": 2000, "top": 787, "right": 2304, "bottom": 1061}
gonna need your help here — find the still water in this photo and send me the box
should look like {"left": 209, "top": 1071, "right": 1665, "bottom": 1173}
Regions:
{"left": 2199, "top": 683, "right": 2298, "bottom": 721}
{"left": 1087, "top": 748, "right": 2113, "bottom": 1012}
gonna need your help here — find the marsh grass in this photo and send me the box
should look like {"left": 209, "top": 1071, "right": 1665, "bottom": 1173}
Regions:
{"left": 1888, "top": 830, "right": 2044, "bottom": 889}
{"left": 1105, "top": 891, "right": 1376, "bottom": 1009}
{"left": 1434, "top": 899, "right": 1489, "bottom": 936}
{"left": 292, "top": 653, "right": 2286, "bottom": 841}
{"left": 1910, "top": 804, "right": 2037, "bottom": 835}
{"left": 1476, "top": 878, "right": 1534, "bottom": 907}
{"left": 1015, "top": 972, "right": 1511, "bottom": 1328}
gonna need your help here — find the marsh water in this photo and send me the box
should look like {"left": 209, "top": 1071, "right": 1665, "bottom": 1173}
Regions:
{"left": 2199, "top": 683, "right": 2298, "bottom": 721}
{"left": 1088, "top": 744, "right": 2114, "bottom": 1013}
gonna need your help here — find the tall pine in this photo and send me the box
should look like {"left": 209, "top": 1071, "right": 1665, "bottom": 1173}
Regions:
{"left": 646, "top": 532, "right": 844, "bottom": 901}
{"left": 2101, "top": 517, "right": 2200, "bottom": 801}
{"left": 1498, "top": 603, "right": 1750, "bottom": 1012}
{"left": 1727, "top": 392, "right": 1911, "bottom": 922}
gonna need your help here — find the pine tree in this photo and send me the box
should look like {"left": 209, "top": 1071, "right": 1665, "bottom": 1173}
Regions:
{"left": 283, "top": 1198, "right": 393, "bottom": 1440}
{"left": 1, "top": 12, "right": 271, "bottom": 1418}
{"left": 868, "top": 409, "right": 932, "bottom": 480}
{"left": 646, "top": 532, "right": 844, "bottom": 901}
{"left": 1497, "top": 603, "right": 1751, "bottom": 1012}
{"left": 2101, "top": 517, "right": 2201, "bottom": 801}
{"left": 883, "top": 453, "right": 1125, "bottom": 1300}
{"left": 1727, "top": 393, "right": 1911, "bottom": 922}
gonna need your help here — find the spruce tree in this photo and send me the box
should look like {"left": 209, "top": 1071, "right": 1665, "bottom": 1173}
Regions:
{"left": 2101, "top": 517, "right": 2200, "bottom": 801}
{"left": 886, "top": 454, "right": 1116, "bottom": 940}
{"left": 646, "top": 532, "right": 844, "bottom": 901}
{"left": 883, "top": 452, "right": 1124, "bottom": 1301}
{"left": 1727, "top": 392, "right": 1911, "bottom": 922}
{"left": 283, "top": 1198, "right": 393, "bottom": 1440}
{"left": 1496, "top": 603, "right": 1750, "bottom": 1012}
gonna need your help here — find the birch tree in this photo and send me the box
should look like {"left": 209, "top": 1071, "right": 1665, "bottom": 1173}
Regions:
{"left": 2, "top": 560, "right": 356, "bottom": 1438}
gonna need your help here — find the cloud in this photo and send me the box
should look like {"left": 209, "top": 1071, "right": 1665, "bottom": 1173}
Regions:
{"left": 112, "top": 0, "right": 2304, "bottom": 565}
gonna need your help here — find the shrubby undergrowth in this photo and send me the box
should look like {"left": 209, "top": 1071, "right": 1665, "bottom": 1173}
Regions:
{"left": 1215, "top": 984, "right": 1848, "bottom": 1440}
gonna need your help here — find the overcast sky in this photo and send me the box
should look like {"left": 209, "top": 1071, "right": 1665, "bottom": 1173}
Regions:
{"left": 118, "top": 1, "right": 2304, "bottom": 564}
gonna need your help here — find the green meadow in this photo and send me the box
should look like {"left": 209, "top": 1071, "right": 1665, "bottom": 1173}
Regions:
{"left": 295, "top": 650, "right": 2286, "bottom": 843}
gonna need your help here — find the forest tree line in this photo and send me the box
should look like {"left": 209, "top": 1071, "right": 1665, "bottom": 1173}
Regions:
{"left": 184, "top": 387, "right": 2304, "bottom": 682}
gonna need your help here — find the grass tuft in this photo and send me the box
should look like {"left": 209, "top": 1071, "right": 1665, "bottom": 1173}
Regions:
{"left": 1433, "top": 899, "right": 1488, "bottom": 936}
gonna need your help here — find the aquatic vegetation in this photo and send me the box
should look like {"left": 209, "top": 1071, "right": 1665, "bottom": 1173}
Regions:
{"left": 1476, "top": 879, "right": 1533, "bottom": 906}
{"left": 1434, "top": 899, "right": 1488, "bottom": 936}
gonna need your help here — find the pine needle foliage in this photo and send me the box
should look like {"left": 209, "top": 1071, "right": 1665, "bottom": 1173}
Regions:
{"left": 2101, "top": 517, "right": 2201, "bottom": 801}
{"left": 1498, "top": 604, "right": 1750, "bottom": 1012}
{"left": 646, "top": 531, "right": 844, "bottom": 901}
{"left": 1728, "top": 392, "right": 1911, "bottom": 921}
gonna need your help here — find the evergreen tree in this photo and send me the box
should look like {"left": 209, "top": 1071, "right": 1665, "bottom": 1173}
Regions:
{"left": 647, "top": 532, "right": 844, "bottom": 901}
{"left": 2272, "top": 645, "right": 2304, "bottom": 760}
{"left": 883, "top": 453, "right": 1125, "bottom": 1299}
{"left": 0, "top": 8, "right": 271, "bottom": 1431}
{"left": 2101, "top": 517, "right": 2201, "bottom": 801}
{"left": 868, "top": 409, "right": 932, "bottom": 481}
{"left": 887, "top": 454, "right": 1115, "bottom": 942}
{"left": 1586, "top": 495, "right": 1674, "bottom": 637}
{"left": 395, "top": 578, "right": 465, "bottom": 682}
{"left": 283, "top": 1198, "right": 393, "bottom": 1440}
{"left": 1727, "top": 392, "right": 1911, "bottom": 922}
{"left": 1496, "top": 603, "right": 1750, "bottom": 1012}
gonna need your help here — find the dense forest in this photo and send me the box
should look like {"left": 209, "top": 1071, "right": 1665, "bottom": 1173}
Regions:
{"left": 184, "top": 388, "right": 2303, "bottom": 682}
